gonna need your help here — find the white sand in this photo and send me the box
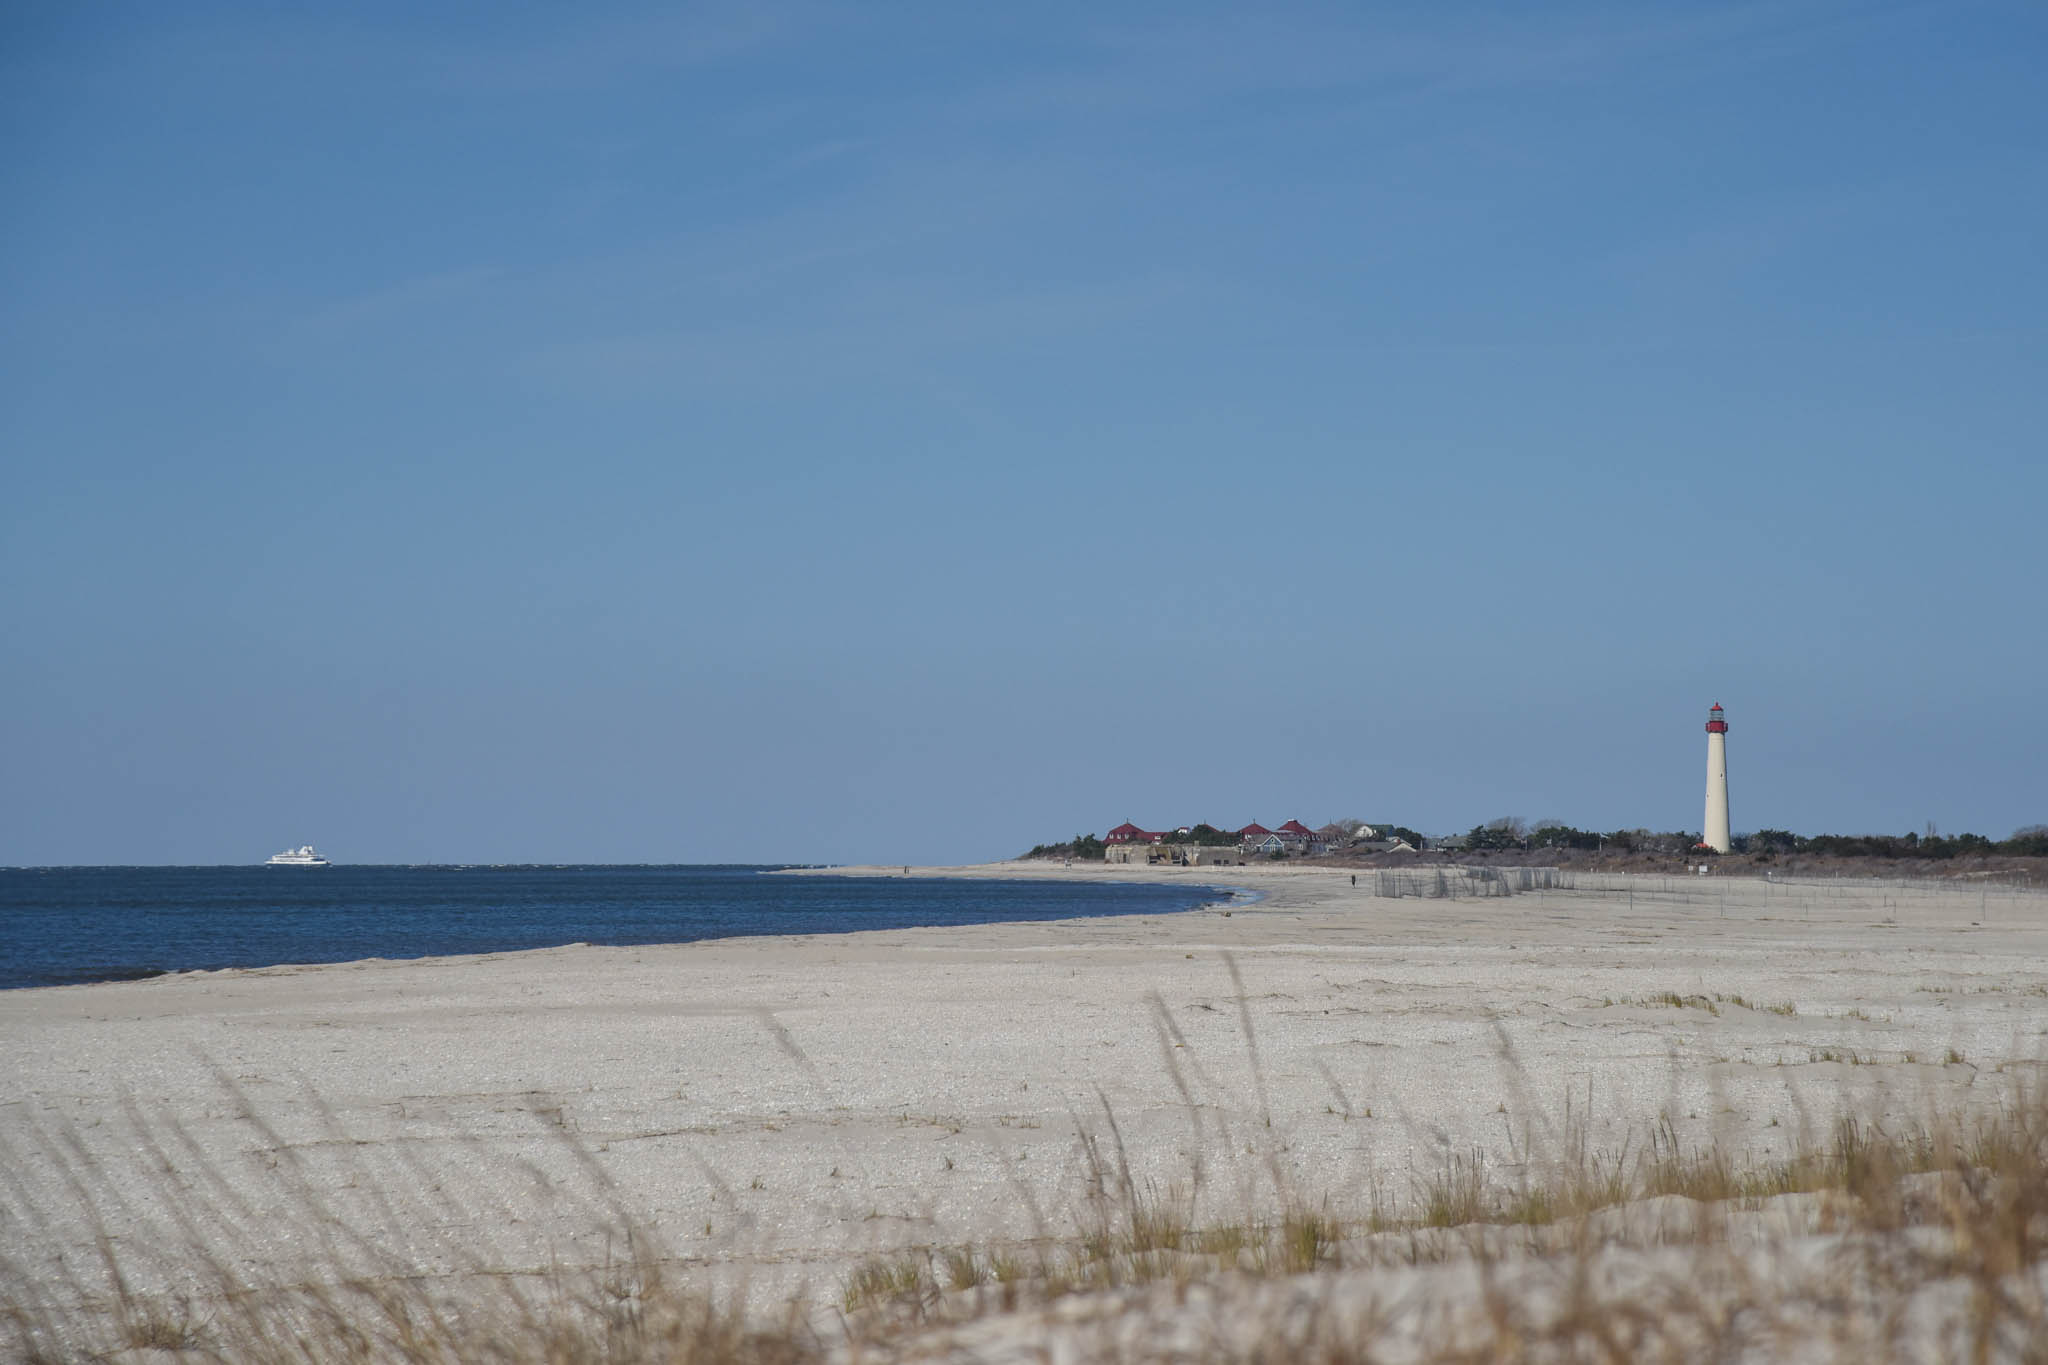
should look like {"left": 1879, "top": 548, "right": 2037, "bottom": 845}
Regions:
{"left": 4, "top": 862, "right": 2045, "bottom": 1338}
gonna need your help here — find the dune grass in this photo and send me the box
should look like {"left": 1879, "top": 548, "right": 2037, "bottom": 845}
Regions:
{"left": 5, "top": 1041, "right": 2046, "bottom": 1361}
{"left": 822, "top": 1074, "right": 2048, "bottom": 1361}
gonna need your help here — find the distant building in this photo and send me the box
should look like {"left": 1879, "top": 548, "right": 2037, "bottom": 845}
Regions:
{"left": 1094, "top": 816, "right": 1371, "bottom": 862}
{"left": 1237, "top": 819, "right": 1329, "bottom": 856}
{"left": 1105, "top": 834, "right": 1242, "bottom": 866}
{"left": 1276, "top": 819, "right": 1316, "bottom": 851}
{"left": 1173, "top": 845, "right": 1241, "bottom": 866}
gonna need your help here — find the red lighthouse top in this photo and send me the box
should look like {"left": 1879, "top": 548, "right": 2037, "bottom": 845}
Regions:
{"left": 1705, "top": 703, "right": 1728, "bottom": 734}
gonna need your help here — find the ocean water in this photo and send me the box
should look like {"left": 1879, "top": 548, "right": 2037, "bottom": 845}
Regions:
{"left": 0, "top": 865, "right": 1236, "bottom": 991}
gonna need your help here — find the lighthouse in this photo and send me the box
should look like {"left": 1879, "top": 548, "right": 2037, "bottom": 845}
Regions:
{"left": 1702, "top": 703, "right": 1731, "bottom": 853}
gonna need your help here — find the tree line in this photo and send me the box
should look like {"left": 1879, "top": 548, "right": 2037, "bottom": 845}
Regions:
{"left": 1462, "top": 818, "right": 1701, "bottom": 853}
{"left": 1024, "top": 834, "right": 1108, "bottom": 860}
{"left": 1741, "top": 826, "right": 2048, "bottom": 859}
{"left": 1474, "top": 817, "right": 2048, "bottom": 859}
{"left": 1028, "top": 821, "right": 2047, "bottom": 862}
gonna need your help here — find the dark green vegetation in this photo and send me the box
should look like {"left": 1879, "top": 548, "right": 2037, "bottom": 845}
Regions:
{"left": 1023, "top": 833, "right": 1107, "bottom": 860}
{"left": 1745, "top": 825, "right": 2048, "bottom": 858}
{"left": 1468, "top": 820, "right": 1703, "bottom": 853}
{"left": 1521, "top": 822, "right": 1693, "bottom": 853}
{"left": 1479, "top": 819, "right": 2048, "bottom": 858}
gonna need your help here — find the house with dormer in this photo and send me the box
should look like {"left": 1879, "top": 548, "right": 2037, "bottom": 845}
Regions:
{"left": 1237, "top": 819, "right": 1331, "bottom": 857}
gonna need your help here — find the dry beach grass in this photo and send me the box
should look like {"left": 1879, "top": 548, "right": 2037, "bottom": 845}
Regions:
{"left": 10, "top": 1067, "right": 2046, "bottom": 1363}
{"left": 4, "top": 864, "right": 2047, "bottom": 1360}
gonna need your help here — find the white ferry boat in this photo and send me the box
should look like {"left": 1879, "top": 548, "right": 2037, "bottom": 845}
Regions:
{"left": 265, "top": 845, "right": 330, "bottom": 866}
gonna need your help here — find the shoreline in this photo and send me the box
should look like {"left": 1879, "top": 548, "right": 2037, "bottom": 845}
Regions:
{"left": 0, "top": 863, "right": 1243, "bottom": 994}
{"left": 6, "top": 863, "right": 2046, "bottom": 1341}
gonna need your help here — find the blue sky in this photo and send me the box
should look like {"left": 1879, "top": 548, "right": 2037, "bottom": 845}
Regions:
{"left": 4, "top": 1, "right": 2043, "bottom": 864}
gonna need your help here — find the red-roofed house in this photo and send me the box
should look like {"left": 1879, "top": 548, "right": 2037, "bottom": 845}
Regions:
{"left": 1103, "top": 822, "right": 1170, "bottom": 863}
{"left": 1239, "top": 819, "right": 1331, "bottom": 857}
{"left": 1275, "top": 819, "right": 1336, "bottom": 854}
{"left": 1238, "top": 822, "right": 1282, "bottom": 856}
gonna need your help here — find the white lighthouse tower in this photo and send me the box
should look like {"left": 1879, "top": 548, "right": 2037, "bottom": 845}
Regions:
{"left": 1702, "top": 703, "right": 1731, "bottom": 853}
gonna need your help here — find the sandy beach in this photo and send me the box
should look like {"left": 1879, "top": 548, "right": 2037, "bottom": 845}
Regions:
{"left": 5, "top": 861, "right": 2046, "bottom": 1356}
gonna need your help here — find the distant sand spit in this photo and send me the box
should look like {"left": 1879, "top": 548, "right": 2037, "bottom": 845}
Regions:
{"left": 5, "top": 862, "right": 2046, "bottom": 1355}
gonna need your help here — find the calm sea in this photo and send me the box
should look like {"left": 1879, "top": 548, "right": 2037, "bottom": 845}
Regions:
{"left": 0, "top": 865, "right": 1236, "bottom": 991}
